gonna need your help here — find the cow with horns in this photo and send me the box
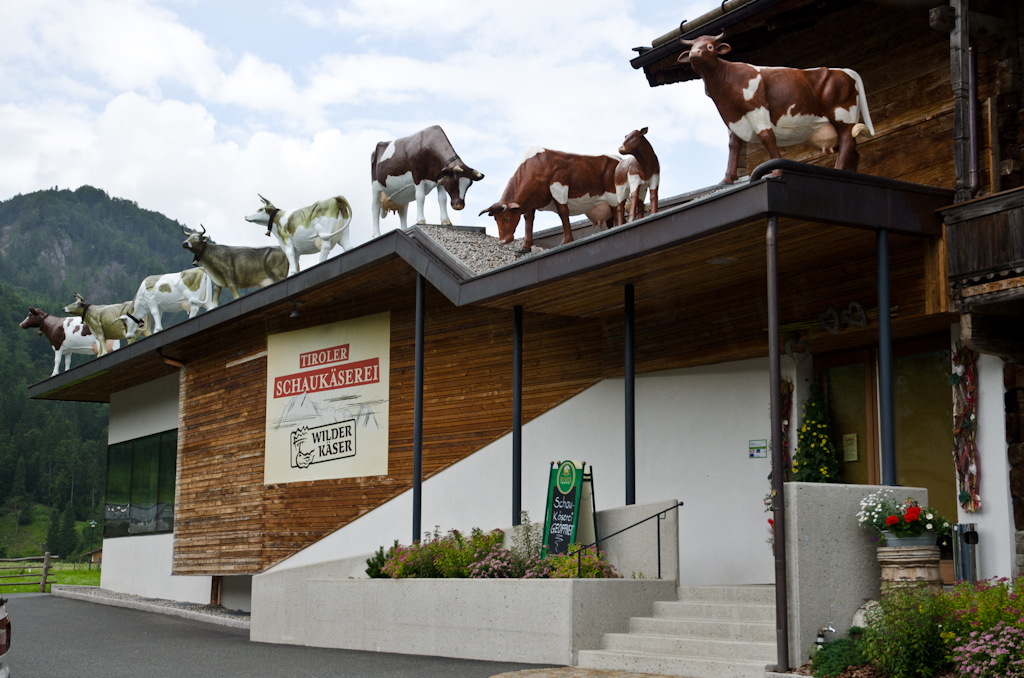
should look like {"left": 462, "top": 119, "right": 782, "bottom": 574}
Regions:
{"left": 19, "top": 308, "right": 120, "bottom": 375}
{"left": 245, "top": 195, "right": 353, "bottom": 277}
{"left": 371, "top": 125, "right": 484, "bottom": 235}
{"left": 678, "top": 32, "right": 874, "bottom": 184}
{"left": 181, "top": 225, "right": 288, "bottom": 300}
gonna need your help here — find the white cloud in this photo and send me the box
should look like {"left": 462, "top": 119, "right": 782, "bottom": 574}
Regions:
{"left": 0, "top": 0, "right": 731, "bottom": 275}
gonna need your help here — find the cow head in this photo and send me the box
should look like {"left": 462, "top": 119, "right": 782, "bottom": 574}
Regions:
{"left": 19, "top": 307, "right": 46, "bottom": 330}
{"left": 181, "top": 224, "right": 209, "bottom": 265}
{"left": 479, "top": 202, "right": 522, "bottom": 244}
{"left": 437, "top": 162, "right": 484, "bottom": 211}
{"left": 619, "top": 127, "right": 650, "bottom": 155}
{"left": 63, "top": 293, "right": 88, "bottom": 317}
{"left": 677, "top": 32, "right": 730, "bottom": 70}
{"left": 245, "top": 195, "right": 280, "bottom": 237}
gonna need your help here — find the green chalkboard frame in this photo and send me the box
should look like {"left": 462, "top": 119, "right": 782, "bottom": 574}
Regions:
{"left": 542, "top": 460, "right": 589, "bottom": 558}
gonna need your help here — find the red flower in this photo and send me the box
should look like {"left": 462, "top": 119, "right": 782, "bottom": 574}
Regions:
{"left": 886, "top": 515, "right": 899, "bottom": 526}
{"left": 905, "top": 506, "right": 921, "bottom": 522}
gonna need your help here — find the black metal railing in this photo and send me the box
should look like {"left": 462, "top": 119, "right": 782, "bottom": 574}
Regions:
{"left": 567, "top": 501, "right": 683, "bottom": 578}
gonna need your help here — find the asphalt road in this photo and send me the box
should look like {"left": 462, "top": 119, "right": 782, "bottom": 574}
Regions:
{"left": 3, "top": 593, "right": 546, "bottom": 678}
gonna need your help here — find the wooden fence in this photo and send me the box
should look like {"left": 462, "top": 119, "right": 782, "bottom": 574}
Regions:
{"left": 0, "top": 553, "right": 58, "bottom": 592}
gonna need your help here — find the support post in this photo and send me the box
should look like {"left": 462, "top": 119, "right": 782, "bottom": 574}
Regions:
{"left": 413, "top": 273, "right": 425, "bottom": 543}
{"left": 767, "top": 215, "right": 790, "bottom": 672}
{"left": 625, "top": 284, "right": 636, "bottom": 506}
{"left": 877, "top": 228, "right": 896, "bottom": 485}
{"left": 512, "top": 305, "right": 523, "bottom": 526}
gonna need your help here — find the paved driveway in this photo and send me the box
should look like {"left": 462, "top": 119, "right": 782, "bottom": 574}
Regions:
{"left": 4, "top": 594, "right": 547, "bottom": 678}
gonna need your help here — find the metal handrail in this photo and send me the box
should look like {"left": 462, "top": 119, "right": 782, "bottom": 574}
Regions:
{"left": 567, "top": 501, "right": 683, "bottom": 578}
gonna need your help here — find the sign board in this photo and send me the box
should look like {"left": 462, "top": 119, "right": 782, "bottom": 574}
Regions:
{"left": 264, "top": 312, "right": 390, "bottom": 484}
{"left": 749, "top": 439, "right": 768, "bottom": 458}
{"left": 542, "top": 461, "right": 597, "bottom": 557}
{"left": 843, "top": 433, "right": 858, "bottom": 462}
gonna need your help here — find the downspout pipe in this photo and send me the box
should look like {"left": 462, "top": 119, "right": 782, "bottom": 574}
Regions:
{"left": 968, "top": 38, "right": 980, "bottom": 197}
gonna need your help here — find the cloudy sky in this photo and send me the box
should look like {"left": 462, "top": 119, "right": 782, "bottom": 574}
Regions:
{"left": 1, "top": 0, "right": 728, "bottom": 257}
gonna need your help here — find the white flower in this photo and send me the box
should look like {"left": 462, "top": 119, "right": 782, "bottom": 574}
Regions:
{"left": 926, "top": 513, "right": 933, "bottom": 520}
{"left": 926, "top": 523, "right": 933, "bottom": 530}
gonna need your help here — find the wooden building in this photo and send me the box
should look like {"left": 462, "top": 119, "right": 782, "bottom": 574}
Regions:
{"left": 27, "top": 0, "right": 1024, "bottom": 673}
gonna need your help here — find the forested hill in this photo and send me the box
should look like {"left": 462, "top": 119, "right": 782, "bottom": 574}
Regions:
{"left": 0, "top": 186, "right": 198, "bottom": 555}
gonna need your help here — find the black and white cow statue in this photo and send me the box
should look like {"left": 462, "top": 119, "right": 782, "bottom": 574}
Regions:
{"left": 370, "top": 125, "right": 484, "bottom": 235}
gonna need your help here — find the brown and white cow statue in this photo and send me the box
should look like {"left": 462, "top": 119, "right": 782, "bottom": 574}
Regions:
{"left": 371, "top": 125, "right": 484, "bottom": 235}
{"left": 19, "top": 307, "right": 120, "bottom": 376}
{"left": 615, "top": 128, "right": 661, "bottom": 223}
{"left": 480, "top": 147, "right": 621, "bottom": 253}
{"left": 678, "top": 32, "right": 875, "bottom": 184}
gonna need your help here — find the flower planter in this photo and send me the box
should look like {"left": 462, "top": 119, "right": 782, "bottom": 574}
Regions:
{"left": 881, "top": 529, "right": 936, "bottom": 547}
{"left": 877, "top": 544, "right": 942, "bottom": 592}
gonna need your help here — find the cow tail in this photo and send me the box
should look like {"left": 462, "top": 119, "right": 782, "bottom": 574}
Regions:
{"left": 844, "top": 68, "right": 875, "bottom": 137}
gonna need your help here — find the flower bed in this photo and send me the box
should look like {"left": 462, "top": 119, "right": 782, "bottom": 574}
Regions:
{"left": 856, "top": 490, "right": 950, "bottom": 546}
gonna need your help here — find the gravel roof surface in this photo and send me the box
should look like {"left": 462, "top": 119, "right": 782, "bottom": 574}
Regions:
{"left": 420, "top": 225, "right": 547, "bottom": 275}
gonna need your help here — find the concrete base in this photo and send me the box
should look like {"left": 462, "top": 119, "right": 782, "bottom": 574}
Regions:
{"left": 301, "top": 578, "right": 676, "bottom": 665}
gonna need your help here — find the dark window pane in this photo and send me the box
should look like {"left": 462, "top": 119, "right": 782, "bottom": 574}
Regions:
{"left": 157, "top": 430, "right": 177, "bottom": 532}
{"left": 129, "top": 435, "right": 160, "bottom": 534}
{"left": 104, "top": 442, "right": 132, "bottom": 538}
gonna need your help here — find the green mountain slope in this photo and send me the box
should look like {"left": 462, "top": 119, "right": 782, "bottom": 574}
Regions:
{"left": 0, "top": 186, "right": 201, "bottom": 556}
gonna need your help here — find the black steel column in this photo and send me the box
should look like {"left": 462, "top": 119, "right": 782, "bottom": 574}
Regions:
{"left": 878, "top": 228, "right": 896, "bottom": 485}
{"left": 625, "top": 284, "right": 635, "bottom": 506}
{"left": 767, "top": 215, "right": 790, "bottom": 672}
{"left": 512, "top": 305, "right": 523, "bottom": 526}
{"left": 413, "top": 274, "right": 425, "bottom": 543}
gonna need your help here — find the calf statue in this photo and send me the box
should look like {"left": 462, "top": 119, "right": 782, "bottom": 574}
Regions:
{"left": 371, "top": 125, "right": 484, "bottom": 235}
{"left": 678, "top": 32, "right": 875, "bottom": 184}
{"left": 20, "top": 307, "right": 120, "bottom": 375}
{"left": 62, "top": 294, "right": 140, "bottom": 356}
{"left": 615, "top": 127, "right": 661, "bottom": 223}
{"left": 245, "top": 195, "right": 353, "bottom": 277}
{"left": 480, "top": 147, "right": 621, "bottom": 253}
{"left": 181, "top": 225, "right": 288, "bottom": 300}
{"left": 130, "top": 268, "right": 217, "bottom": 337}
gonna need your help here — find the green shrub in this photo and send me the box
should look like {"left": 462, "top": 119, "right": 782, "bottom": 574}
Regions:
{"left": 365, "top": 543, "right": 391, "bottom": 579}
{"left": 810, "top": 628, "right": 867, "bottom": 678}
{"left": 548, "top": 545, "right": 621, "bottom": 579}
{"left": 863, "top": 584, "right": 948, "bottom": 678}
{"left": 938, "top": 578, "right": 1023, "bottom": 646}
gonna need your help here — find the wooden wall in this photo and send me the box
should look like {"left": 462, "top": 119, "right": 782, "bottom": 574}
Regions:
{"left": 174, "top": 261, "right": 603, "bottom": 575}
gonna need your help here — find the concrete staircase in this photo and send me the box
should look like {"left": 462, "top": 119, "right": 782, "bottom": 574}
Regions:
{"left": 577, "top": 585, "right": 777, "bottom": 678}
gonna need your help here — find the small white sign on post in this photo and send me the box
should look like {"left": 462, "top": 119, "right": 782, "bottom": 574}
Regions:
{"left": 749, "top": 439, "right": 768, "bottom": 459}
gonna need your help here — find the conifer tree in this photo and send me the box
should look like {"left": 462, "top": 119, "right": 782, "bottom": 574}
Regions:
{"left": 792, "top": 384, "right": 842, "bottom": 483}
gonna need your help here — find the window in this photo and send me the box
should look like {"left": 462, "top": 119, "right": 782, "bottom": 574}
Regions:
{"left": 104, "top": 430, "right": 177, "bottom": 538}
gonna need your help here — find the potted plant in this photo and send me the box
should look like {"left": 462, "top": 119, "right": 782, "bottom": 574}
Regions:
{"left": 856, "top": 491, "right": 949, "bottom": 547}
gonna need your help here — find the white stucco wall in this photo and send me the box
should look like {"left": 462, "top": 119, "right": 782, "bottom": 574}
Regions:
{"left": 269, "top": 358, "right": 777, "bottom": 585}
{"left": 108, "top": 372, "right": 180, "bottom": 444}
{"left": 104, "top": 371, "right": 212, "bottom": 603}
{"left": 952, "top": 323, "right": 1015, "bottom": 580}
{"left": 100, "top": 533, "right": 212, "bottom": 603}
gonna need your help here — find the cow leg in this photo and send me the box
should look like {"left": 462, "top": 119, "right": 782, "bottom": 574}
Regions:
{"left": 285, "top": 246, "right": 301, "bottom": 277}
{"left": 724, "top": 132, "right": 745, "bottom": 184}
{"left": 616, "top": 201, "right": 626, "bottom": 227}
{"left": 52, "top": 349, "right": 62, "bottom": 377}
{"left": 756, "top": 129, "right": 785, "bottom": 178}
{"left": 556, "top": 203, "right": 573, "bottom": 247}
{"left": 520, "top": 211, "right": 536, "bottom": 253}
{"left": 834, "top": 124, "right": 860, "bottom": 172}
{"left": 370, "top": 185, "right": 382, "bottom": 238}
{"left": 96, "top": 329, "right": 107, "bottom": 355}
{"left": 150, "top": 304, "right": 163, "bottom": 333}
{"left": 414, "top": 183, "right": 428, "bottom": 225}
{"left": 398, "top": 203, "right": 409, "bottom": 231}
{"left": 229, "top": 285, "right": 241, "bottom": 300}
{"left": 650, "top": 187, "right": 659, "bottom": 215}
{"left": 437, "top": 187, "right": 452, "bottom": 226}
{"left": 629, "top": 189, "right": 641, "bottom": 222}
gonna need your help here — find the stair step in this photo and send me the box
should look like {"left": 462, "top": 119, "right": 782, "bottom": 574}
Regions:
{"left": 630, "top": 616, "right": 776, "bottom": 642}
{"left": 676, "top": 585, "right": 776, "bottom": 604}
{"left": 654, "top": 600, "right": 775, "bottom": 622}
{"left": 602, "top": 632, "right": 776, "bottom": 661}
{"left": 578, "top": 649, "right": 769, "bottom": 678}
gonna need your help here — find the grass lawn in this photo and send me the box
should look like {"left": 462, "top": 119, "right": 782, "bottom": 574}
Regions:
{"left": 0, "top": 562, "right": 101, "bottom": 594}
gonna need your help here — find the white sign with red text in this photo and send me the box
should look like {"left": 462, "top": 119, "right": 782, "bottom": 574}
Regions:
{"left": 264, "top": 312, "right": 390, "bottom": 484}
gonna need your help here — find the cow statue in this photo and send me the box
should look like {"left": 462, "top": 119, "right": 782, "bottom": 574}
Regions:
{"left": 479, "top": 147, "right": 621, "bottom": 253}
{"left": 129, "top": 268, "right": 217, "bottom": 338}
{"left": 245, "top": 195, "right": 353, "bottom": 277}
{"left": 615, "top": 127, "right": 661, "bottom": 223}
{"left": 181, "top": 225, "right": 288, "bottom": 300}
{"left": 371, "top": 125, "right": 484, "bottom": 235}
{"left": 19, "top": 307, "right": 120, "bottom": 376}
{"left": 62, "top": 294, "right": 141, "bottom": 356}
{"left": 678, "top": 32, "right": 875, "bottom": 184}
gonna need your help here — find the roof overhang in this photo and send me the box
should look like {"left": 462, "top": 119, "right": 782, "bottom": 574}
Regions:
{"left": 27, "top": 164, "right": 951, "bottom": 403}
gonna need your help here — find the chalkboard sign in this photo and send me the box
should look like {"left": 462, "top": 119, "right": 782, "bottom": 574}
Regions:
{"left": 542, "top": 461, "right": 597, "bottom": 557}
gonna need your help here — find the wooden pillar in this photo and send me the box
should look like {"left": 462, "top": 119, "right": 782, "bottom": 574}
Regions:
{"left": 950, "top": 0, "right": 973, "bottom": 203}
{"left": 512, "top": 305, "right": 523, "bottom": 526}
{"left": 767, "top": 215, "right": 790, "bottom": 672}
{"left": 413, "top": 274, "right": 425, "bottom": 543}
{"left": 625, "top": 284, "right": 636, "bottom": 506}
